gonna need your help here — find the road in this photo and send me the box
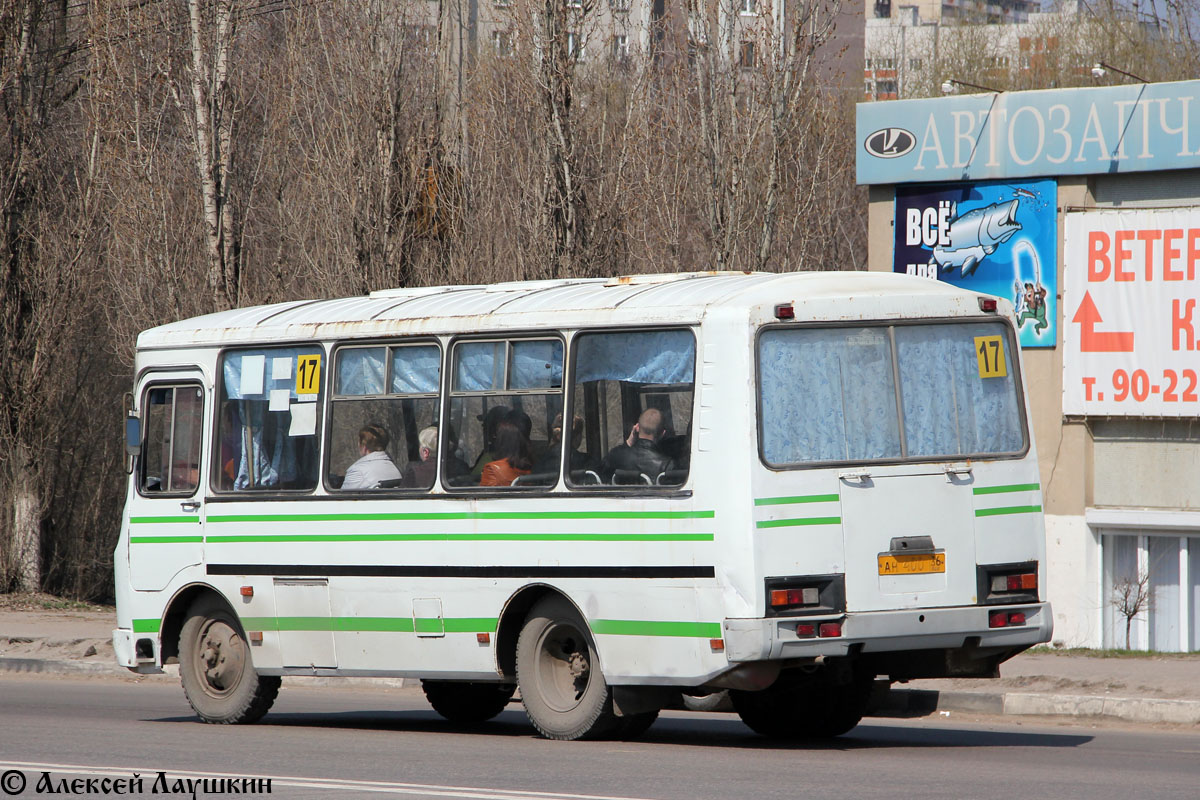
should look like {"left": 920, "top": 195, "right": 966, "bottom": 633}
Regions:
{"left": 1, "top": 674, "right": 1198, "bottom": 800}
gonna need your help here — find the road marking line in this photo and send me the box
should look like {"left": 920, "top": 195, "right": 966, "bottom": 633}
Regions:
{"left": 0, "top": 762, "right": 661, "bottom": 800}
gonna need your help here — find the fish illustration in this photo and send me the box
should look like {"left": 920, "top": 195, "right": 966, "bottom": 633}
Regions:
{"left": 931, "top": 198, "right": 1022, "bottom": 277}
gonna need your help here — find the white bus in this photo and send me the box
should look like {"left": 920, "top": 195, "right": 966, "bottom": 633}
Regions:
{"left": 114, "top": 271, "right": 1051, "bottom": 740}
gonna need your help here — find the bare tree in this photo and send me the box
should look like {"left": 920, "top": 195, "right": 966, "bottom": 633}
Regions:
{"left": 1111, "top": 570, "right": 1152, "bottom": 651}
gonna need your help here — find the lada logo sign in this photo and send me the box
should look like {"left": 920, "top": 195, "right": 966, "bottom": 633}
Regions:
{"left": 864, "top": 128, "right": 915, "bottom": 159}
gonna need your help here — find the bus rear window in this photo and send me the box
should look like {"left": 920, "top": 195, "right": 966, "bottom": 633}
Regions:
{"left": 759, "top": 321, "right": 1025, "bottom": 466}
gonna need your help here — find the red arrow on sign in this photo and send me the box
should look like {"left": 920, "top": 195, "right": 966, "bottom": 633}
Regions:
{"left": 1072, "top": 291, "right": 1134, "bottom": 352}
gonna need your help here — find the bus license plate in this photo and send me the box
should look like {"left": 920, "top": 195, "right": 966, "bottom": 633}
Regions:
{"left": 878, "top": 553, "right": 945, "bottom": 575}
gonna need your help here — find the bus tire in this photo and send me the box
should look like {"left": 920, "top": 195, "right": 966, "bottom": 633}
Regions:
{"left": 614, "top": 710, "right": 658, "bottom": 740}
{"left": 516, "top": 596, "right": 618, "bottom": 740}
{"left": 179, "top": 598, "right": 280, "bottom": 724}
{"left": 421, "top": 680, "right": 515, "bottom": 723}
{"left": 731, "top": 670, "right": 870, "bottom": 739}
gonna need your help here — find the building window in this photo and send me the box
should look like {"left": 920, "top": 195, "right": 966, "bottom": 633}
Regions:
{"left": 568, "top": 31, "right": 584, "bottom": 61}
{"left": 612, "top": 34, "right": 629, "bottom": 62}
{"left": 739, "top": 40, "right": 755, "bottom": 69}
{"left": 1102, "top": 531, "right": 1199, "bottom": 652}
{"left": 908, "top": 58, "right": 922, "bottom": 71}
{"left": 610, "top": 0, "right": 630, "bottom": 9}
{"left": 493, "top": 30, "right": 513, "bottom": 57}
{"left": 741, "top": 0, "right": 757, "bottom": 14}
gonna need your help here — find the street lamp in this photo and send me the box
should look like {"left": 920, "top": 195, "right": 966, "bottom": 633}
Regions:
{"left": 1091, "top": 62, "right": 1148, "bottom": 83}
{"left": 941, "top": 78, "right": 1003, "bottom": 95}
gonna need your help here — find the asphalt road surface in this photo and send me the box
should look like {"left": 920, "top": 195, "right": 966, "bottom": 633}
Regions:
{"left": 1, "top": 675, "right": 1198, "bottom": 800}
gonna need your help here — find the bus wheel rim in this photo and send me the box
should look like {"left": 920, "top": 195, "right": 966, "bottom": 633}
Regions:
{"left": 534, "top": 621, "right": 590, "bottom": 713}
{"left": 195, "top": 618, "right": 245, "bottom": 697}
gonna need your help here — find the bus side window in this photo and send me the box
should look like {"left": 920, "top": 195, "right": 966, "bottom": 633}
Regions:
{"left": 446, "top": 338, "right": 563, "bottom": 489}
{"left": 326, "top": 344, "right": 441, "bottom": 491}
{"left": 140, "top": 385, "right": 204, "bottom": 496}
{"left": 567, "top": 329, "right": 695, "bottom": 489}
{"left": 216, "top": 347, "right": 324, "bottom": 492}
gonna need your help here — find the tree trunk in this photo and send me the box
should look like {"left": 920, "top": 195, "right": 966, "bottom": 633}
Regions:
{"left": 11, "top": 444, "right": 40, "bottom": 592}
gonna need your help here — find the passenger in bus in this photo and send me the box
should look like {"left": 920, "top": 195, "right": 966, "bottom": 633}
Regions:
{"left": 479, "top": 420, "right": 533, "bottom": 486}
{"left": 469, "top": 406, "right": 511, "bottom": 480}
{"left": 600, "top": 407, "right": 676, "bottom": 483}
{"left": 533, "top": 413, "right": 594, "bottom": 475}
{"left": 400, "top": 426, "right": 439, "bottom": 489}
{"left": 342, "top": 423, "right": 402, "bottom": 490}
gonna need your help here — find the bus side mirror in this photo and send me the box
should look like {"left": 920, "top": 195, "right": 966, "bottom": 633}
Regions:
{"left": 125, "top": 415, "right": 142, "bottom": 458}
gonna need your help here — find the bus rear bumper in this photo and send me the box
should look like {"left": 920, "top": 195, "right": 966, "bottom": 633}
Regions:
{"left": 723, "top": 602, "right": 1052, "bottom": 665}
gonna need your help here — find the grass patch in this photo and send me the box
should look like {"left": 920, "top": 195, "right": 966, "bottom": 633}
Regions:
{"left": 1028, "top": 645, "right": 1199, "bottom": 659}
{"left": 0, "top": 592, "right": 113, "bottom": 614}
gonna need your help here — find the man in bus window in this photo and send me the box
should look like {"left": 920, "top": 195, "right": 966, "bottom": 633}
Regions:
{"left": 600, "top": 407, "right": 675, "bottom": 484}
{"left": 343, "top": 424, "right": 402, "bottom": 489}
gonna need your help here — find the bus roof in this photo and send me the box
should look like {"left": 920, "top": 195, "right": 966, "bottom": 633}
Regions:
{"left": 137, "top": 270, "right": 994, "bottom": 349}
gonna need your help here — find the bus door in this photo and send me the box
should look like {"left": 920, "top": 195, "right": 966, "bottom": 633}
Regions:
{"left": 129, "top": 373, "right": 207, "bottom": 592}
{"left": 838, "top": 462, "right": 977, "bottom": 613}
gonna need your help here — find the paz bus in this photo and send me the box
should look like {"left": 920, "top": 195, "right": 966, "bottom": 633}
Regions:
{"left": 114, "top": 271, "right": 1051, "bottom": 740}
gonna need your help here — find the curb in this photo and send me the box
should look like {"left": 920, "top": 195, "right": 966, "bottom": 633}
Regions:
{"left": 0, "top": 657, "right": 126, "bottom": 677}
{"left": 882, "top": 688, "right": 1200, "bottom": 725}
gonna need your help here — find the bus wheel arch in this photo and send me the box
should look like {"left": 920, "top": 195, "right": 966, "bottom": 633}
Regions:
{"left": 160, "top": 583, "right": 226, "bottom": 665}
{"left": 496, "top": 584, "right": 600, "bottom": 680}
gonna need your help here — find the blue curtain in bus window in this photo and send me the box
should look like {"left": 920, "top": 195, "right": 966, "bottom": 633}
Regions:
{"left": 391, "top": 345, "right": 441, "bottom": 394}
{"left": 894, "top": 325, "right": 1023, "bottom": 457}
{"left": 454, "top": 342, "right": 504, "bottom": 392}
{"left": 510, "top": 340, "right": 563, "bottom": 389}
{"left": 574, "top": 330, "right": 695, "bottom": 384}
{"left": 759, "top": 328, "right": 901, "bottom": 464}
{"left": 336, "top": 348, "right": 386, "bottom": 395}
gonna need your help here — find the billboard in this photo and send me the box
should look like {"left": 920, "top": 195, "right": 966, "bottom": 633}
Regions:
{"left": 857, "top": 79, "right": 1200, "bottom": 185}
{"left": 1063, "top": 209, "right": 1200, "bottom": 417}
{"left": 894, "top": 179, "right": 1058, "bottom": 348}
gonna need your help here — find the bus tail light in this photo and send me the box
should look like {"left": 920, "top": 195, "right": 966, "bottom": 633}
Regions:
{"left": 818, "top": 622, "right": 842, "bottom": 638}
{"left": 796, "top": 623, "right": 815, "bottom": 637}
{"left": 979, "top": 563, "right": 1039, "bottom": 605}
{"left": 989, "top": 611, "right": 1028, "bottom": 628}
{"left": 764, "top": 575, "right": 844, "bottom": 617}
{"left": 979, "top": 297, "right": 998, "bottom": 312}
{"left": 774, "top": 303, "right": 795, "bottom": 320}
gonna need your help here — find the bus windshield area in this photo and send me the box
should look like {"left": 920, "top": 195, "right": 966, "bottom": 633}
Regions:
{"left": 758, "top": 320, "right": 1026, "bottom": 467}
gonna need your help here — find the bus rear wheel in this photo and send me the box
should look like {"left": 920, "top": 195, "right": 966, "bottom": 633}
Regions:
{"left": 516, "top": 596, "right": 618, "bottom": 740}
{"left": 731, "top": 669, "right": 872, "bottom": 739}
{"left": 179, "top": 597, "right": 280, "bottom": 724}
{"left": 421, "top": 680, "right": 516, "bottom": 723}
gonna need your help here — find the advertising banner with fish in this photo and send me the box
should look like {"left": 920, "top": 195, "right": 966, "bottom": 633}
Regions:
{"left": 893, "top": 179, "right": 1057, "bottom": 348}
{"left": 1063, "top": 208, "right": 1200, "bottom": 418}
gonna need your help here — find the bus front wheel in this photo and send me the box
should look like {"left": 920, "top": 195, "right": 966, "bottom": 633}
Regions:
{"left": 179, "top": 597, "right": 280, "bottom": 724}
{"left": 516, "top": 596, "right": 618, "bottom": 740}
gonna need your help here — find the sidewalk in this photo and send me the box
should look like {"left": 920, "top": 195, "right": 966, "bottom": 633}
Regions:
{"left": 2, "top": 605, "right": 1198, "bottom": 726}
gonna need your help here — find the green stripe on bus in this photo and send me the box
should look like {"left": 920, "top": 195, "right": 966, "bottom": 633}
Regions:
{"left": 132, "top": 619, "right": 161, "bottom": 633}
{"left": 755, "top": 517, "right": 842, "bottom": 529}
{"left": 975, "top": 505, "right": 1043, "bottom": 517}
{"left": 591, "top": 619, "right": 723, "bottom": 638}
{"left": 130, "top": 516, "right": 200, "bottom": 525}
{"left": 204, "top": 532, "right": 713, "bottom": 543}
{"left": 130, "top": 536, "right": 204, "bottom": 544}
{"left": 973, "top": 483, "right": 1041, "bottom": 496}
{"left": 207, "top": 510, "right": 714, "bottom": 523}
{"left": 754, "top": 494, "right": 839, "bottom": 506}
{"left": 237, "top": 617, "right": 499, "bottom": 633}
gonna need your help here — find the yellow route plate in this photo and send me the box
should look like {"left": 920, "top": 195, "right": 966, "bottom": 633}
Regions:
{"left": 878, "top": 552, "right": 946, "bottom": 575}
